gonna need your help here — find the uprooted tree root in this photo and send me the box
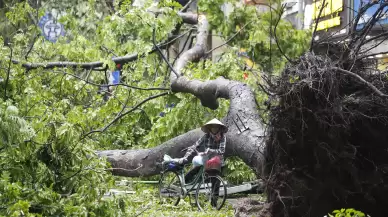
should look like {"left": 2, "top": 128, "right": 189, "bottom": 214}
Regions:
{"left": 261, "top": 50, "right": 388, "bottom": 217}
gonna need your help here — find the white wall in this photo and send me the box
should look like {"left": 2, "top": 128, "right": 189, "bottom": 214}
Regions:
{"left": 304, "top": 3, "right": 313, "bottom": 29}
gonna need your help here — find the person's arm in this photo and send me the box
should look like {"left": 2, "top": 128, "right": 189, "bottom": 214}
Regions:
{"left": 183, "top": 134, "right": 207, "bottom": 159}
{"left": 206, "top": 135, "right": 226, "bottom": 155}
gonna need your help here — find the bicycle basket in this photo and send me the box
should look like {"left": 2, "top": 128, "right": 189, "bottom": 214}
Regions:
{"left": 205, "top": 156, "right": 221, "bottom": 171}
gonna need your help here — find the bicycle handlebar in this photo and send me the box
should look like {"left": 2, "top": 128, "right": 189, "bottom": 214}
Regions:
{"left": 181, "top": 147, "right": 200, "bottom": 154}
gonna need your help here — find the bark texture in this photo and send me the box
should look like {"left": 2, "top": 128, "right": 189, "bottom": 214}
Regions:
{"left": 97, "top": 129, "right": 203, "bottom": 176}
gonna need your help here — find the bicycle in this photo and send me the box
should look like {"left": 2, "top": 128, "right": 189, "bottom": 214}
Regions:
{"left": 158, "top": 153, "right": 227, "bottom": 211}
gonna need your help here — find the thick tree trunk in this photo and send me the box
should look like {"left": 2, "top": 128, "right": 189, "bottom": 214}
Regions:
{"left": 97, "top": 129, "right": 203, "bottom": 177}
{"left": 97, "top": 12, "right": 266, "bottom": 177}
{"left": 97, "top": 125, "right": 263, "bottom": 177}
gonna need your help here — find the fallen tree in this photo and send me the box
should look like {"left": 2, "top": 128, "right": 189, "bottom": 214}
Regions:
{"left": 100, "top": 2, "right": 388, "bottom": 216}
{"left": 97, "top": 12, "right": 266, "bottom": 177}
{"left": 99, "top": 2, "right": 388, "bottom": 217}
{"left": 9, "top": 1, "right": 388, "bottom": 216}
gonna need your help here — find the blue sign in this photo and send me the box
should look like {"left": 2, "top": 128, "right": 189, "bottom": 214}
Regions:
{"left": 109, "top": 70, "right": 120, "bottom": 85}
{"left": 354, "top": 0, "right": 388, "bottom": 30}
{"left": 38, "top": 12, "right": 65, "bottom": 43}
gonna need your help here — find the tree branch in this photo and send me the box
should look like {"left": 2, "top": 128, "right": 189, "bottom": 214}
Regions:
{"left": 177, "top": 12, "right": 198, "bottom": 25}
{"left": 152, "top": 25, "right": 180, "bottom": 78}
{"left": 363, "top": 31, "right": 388, "bottom": 45}
{"left": 350, "top": 2, "right": 381, "bottom": 39}
{"left": 358, "top": 34, "right": 388, "bottom": 56}
{"left": 11, "top": 23, "right": 193, "bottom": 70}
{"left": 350, "top": 3, "right": 388, "bottom": 60}
{"left": 4, "top": 45, "right": 13, "bottom": 99}
{"left": 357, "top": 51, "right": 388, "bottom": 60}
{"left": 24, "top": 34, "right": 38, "bottom": 60}
{"left": 82, "top": 92, "right": 169, "bottom": 137}
{"left": 274, "top": 4, "right": 295, "bottom": 64}
{"left": 310, "top": 0, "right": 327, "bottom": 52}
{"left": 179, "top": 0, "right": 195, "bottom": 12}
{"left": 171, "top": 14, "right": 207, "bottom": 81}
{"left": 205, "top": 21, "right": 252, "bottom": 55}
{"left": 55, "top": 69, "right": 169, "bottom": 91}
{"left": 332, "top": 67, "right": 388, "bottom": 97}
{"left": 172, "top": 29, "right": 193, "bottom": 67}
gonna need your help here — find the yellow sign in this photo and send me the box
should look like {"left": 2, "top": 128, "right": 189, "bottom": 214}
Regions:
{"left": 312, "top": 0, "right": 343, "bottom": 18}
{"left": 314, "top": 16, "right": 341, "bottom": 31}
{"left": 378, "top": 57, "right": 388, "bottom": 71}
{"left": 311, "top": 0, "right": 343, "bottom": 30}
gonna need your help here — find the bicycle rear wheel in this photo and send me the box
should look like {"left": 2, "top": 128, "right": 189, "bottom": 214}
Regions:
{"left": 195, "top": 174, "right": 227, "bottom": 211}
{"left": 159, "top": 171, "right": 183, "bottom": 206}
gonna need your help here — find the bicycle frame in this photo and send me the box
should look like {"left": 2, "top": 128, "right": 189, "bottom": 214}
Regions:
{"left": 159, "top": 158, "right": 227, "bottom": 210}
{"left": 161, "top": 164, "right": 206, "bottom": 199}
{"left": 179, "top": 166, "right": 205, "bottom": 197}
{"left": 160, "top": 151, "right": 213, "bottom": 199}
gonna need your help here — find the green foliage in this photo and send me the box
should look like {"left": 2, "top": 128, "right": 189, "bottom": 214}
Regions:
{"left": 224, "top": 157, "right": 256, "bottom": 184}
{"left": 328, "top": 208, "right": 366, "bottom": 217}
{"left": 114, "top": 183, "right": 234, "bottom": 216}
{"left": 200, "top": 0, "right": 311, "bottom": 74}
{"left": 0, "top": 100, "right": 125, "bottom": 216}
{"left": 198, "top": 0, "right": 231, "bottom": 29}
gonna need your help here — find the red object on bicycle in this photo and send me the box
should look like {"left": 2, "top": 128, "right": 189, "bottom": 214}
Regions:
{"left": 205, "top": 156, "right": 222, "bottom": 171}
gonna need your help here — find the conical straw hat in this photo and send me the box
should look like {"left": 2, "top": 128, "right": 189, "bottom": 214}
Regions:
{"left": 201, "top": 118, "right": 228, "bottom": 133}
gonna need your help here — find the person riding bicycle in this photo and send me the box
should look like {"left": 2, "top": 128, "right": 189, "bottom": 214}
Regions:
{"left": 176, "top": 118, "right": 228, "bottom": 183}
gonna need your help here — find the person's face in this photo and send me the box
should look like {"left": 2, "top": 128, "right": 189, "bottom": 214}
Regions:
{"left": 209, "top": 125, "right": 220, "bottom": 134}
{"left": 209, "top": 125, "right": 222, "bottom": 141}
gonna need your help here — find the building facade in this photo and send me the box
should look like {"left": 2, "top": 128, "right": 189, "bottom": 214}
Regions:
{"left": 294, "top": 0, "right": 388, "bottom": 69}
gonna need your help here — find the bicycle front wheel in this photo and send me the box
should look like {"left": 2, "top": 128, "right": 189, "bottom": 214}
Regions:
{"left": 195, "top": 175, "right": 227, "bottom": 211}
{"left": 159, "top": 171, "right": 183, "bottom": 206}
